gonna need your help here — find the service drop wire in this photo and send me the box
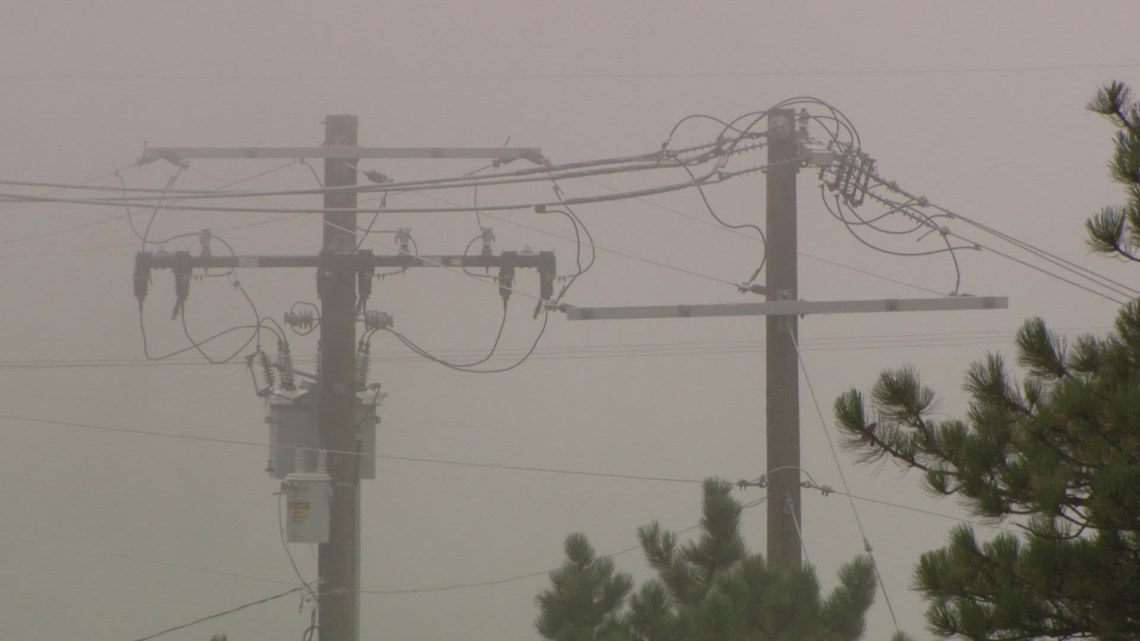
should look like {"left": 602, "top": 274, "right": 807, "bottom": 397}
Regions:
{"left": 384, "top": 309, "right": 550, "bottom": 374}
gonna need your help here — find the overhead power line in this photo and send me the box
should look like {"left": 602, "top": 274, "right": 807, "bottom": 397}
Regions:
{"left": 128, "top": 586, "right": 303, "bottom": 641}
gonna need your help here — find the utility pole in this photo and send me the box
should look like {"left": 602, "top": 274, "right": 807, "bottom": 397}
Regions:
{"left": 319, "top": 114, "right": 360, "bottom": 641}
{"left": 765, "top": 109, "right": 800, "bottom": 570}
{"left": 561, "top": 105, "right": 1007, "bottom": 571}
{"left": 135, "top": 129, "right": 553, "bottom": 641}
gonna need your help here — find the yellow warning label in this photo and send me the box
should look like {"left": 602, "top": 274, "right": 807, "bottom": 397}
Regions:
{"left": 289, "top": 501, "right": 311, "bottom": 524}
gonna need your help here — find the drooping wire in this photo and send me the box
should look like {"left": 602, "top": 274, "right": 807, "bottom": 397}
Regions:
{"left": 677, "top": 160, "right": 768, "bottom": 287}
{"left": 140, "top": 318, "right": 279, "bottom": 362}
{"left": 383, "top": 308, "right": 549, "bottom": 374}
{"left": 540, "top": 173, "right": 596, "bottom": 305}
{"left": 784, "top": 324, "right": 902, "bottom": 634}
{"left": 164, "top": 231, "right": 274, "bottom": 364}
{"left": 543, "top": 206, "right": 594, "bottom": 305}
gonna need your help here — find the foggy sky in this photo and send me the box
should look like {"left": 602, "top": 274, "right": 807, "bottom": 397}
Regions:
{"left": 2, "top": 2, "right": 1138, "bottom": 640}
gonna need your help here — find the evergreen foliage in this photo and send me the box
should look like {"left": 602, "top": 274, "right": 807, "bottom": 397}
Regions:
{"left": 832, "top": 81, "right": 1140, "bottom": 641}
{"left": 1086, "top": 81, "right": 1140, "bottom": 261}
{"left": 535, "top": 479, "right": 888, "bottom": 641}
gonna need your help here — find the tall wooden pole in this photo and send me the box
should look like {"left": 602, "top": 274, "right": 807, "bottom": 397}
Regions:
{"left": 318, "top": 114, "right": 360, "bottom": 641}
{"left": 765, "top": 109, "right": 801, "bottom": 569}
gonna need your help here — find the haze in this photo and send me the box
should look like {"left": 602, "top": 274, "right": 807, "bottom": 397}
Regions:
{"left": 1, "top": 2, "right": 1137, "bottom": 640}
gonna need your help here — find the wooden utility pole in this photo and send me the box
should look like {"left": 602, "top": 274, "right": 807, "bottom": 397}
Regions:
{"left": 764, "top": 109, "right": 801, "bottom": 570}
{"left": 318, "top": 114, "right": 360, "bottom": 641}
{"left": 135, "top": 130, "right": 552, "bottom": 641}
{"left": 563, "top": 105, "right": 1007, "bottom": 572}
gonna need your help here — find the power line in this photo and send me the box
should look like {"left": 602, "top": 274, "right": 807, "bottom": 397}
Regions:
{"left": 0, "top": 413, "right": 705, "bottom": 484}
{"left": 1, "top": 410, "right": 1030, "bottom": 537}
{"left": 833, "top": 491, "right": 1020, "bottom": 534}
{"left": 1, "top": 324, "right": 1113, "bottom": 371}
{"left": 128, "top": 586, "right": 303, "bottom": 641}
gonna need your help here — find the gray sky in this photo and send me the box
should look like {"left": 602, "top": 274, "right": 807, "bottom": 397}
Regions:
{"left": 2, "top": 2, "right": 1138, "bottom": 639}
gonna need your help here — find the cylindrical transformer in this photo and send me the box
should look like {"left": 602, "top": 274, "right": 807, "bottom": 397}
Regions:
{"left": 283, "top": 471, "right": 333, "bottom": 544}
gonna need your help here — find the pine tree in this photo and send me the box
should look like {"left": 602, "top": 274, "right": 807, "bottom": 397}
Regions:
{"left": 535, "top": 532, "right": 634, "bottom": 641}
{"left": 536, "top": 479, "right": 883, "bottom": 641}
{"left": 1085, "top": 81, "right": 1140, "bottom": 261}
{"left": 832, "top": 81, "right": 1140, "bottom": 641}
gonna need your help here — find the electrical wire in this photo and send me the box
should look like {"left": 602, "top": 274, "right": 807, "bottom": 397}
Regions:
{"left": 787, "top": 498, "right": 812, "bottom": 567}
{"left": 12, "top": 323, "right": 1111, "bottom": 371}
{"left": 540, "top": 172, "right": 596, "bottom": 304}
{"left": 383, "top": 309, "right": 550, "bottom": 374}
{"left": 0, "top": 137, "right": 764, "bottom": 215}
{"left": 142, "top": 229, "right": 277, "bottom": 364}
{"left": 785, "top": 324, "right": 902, "bottom": 635}
{"left": 878, "top": 175, "right": 1140, "bottom": 300}
{"left": 799, "top": 251, "right": 946, "bottom": 295}
{"left": 0, "top": 163, "right": 139, "bottom": 212}
{"left": 387, "top": 300, "right": 511, "bottom": 370}
{"left": 139, "top": 165, "right": 186, "bottom": 249}
{"left": 815, "top": 122, "right": 1138, "bottom": 303}
{"left": 128, "top": 586, "right": 304, "bottom": 641}
{"left": 0, "top": 168, "right": 732, "bottom": 214}
{"left": 469, "top": 206, "right": 744, "bottom": 293}
{"left": 831, "top": 490, "right": 1020, "bottom": 534}
{"left": 578, "top": 174, "right": 947, "bottom": 296}
{"left": 0, "top": 212, "right": 130, "bottom": 247}
{"left": 0, "top": 413, "right": 705, "bottom": 484}
{"left": 0, "top": 139, "right": 720, "bottom": 201}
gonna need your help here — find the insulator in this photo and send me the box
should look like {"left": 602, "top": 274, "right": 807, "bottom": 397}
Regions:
{"left": 362, "top": 310, "right": 394, "bottom": 331}
{"left": 277, "top": 341, "right": 296, "bottom": 391}
{"left": 198, "top": 229, "right": 212, "bottom": 256}
{"left": 396, "top": 227, "right": 412, "bottom": 254}
{"left": 480, "top": 226, "right": 495, "bottom": 256}
{"left": 284, "top": 309, "right": 316, "bottom": 331}
{"left": 260, "top": 351, "right": 276, "bottom": 392}
{"left": 355, "top": 344, "right": 370, "bottom": 391}
{"left": 248, "top": 349, "right": 275, "bottom": 396}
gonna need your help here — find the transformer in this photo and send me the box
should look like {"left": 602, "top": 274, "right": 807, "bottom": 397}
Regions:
{"left": 265, "top": 387, "right": 383, "bottom": 480}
